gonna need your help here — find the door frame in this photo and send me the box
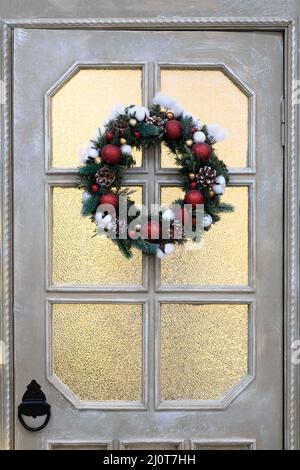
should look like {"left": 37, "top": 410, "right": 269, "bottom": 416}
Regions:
{"left": 0, "top": 17, "right": 299, "bottom": 450}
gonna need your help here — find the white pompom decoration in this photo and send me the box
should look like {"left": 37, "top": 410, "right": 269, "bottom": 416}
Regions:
{"left": 193, "top": 131, "right": 206, "bottom": 143}
{"left": 94, "top": 212, "right": 104, "bottom": 225}
{"left": 162, "top": 209, "right": 175, "bottom": 221}
{"left": 215, "top": 175, "right": 226, "bottom": 187}
{"left": 164, "top": 243, "right": 176, "bottom": 255}
{"left": 156, "top": 248, "right": 166, "bottom": 259}
{"left": 153, "top": 92, "right": 176, "bottom": 110}
{"left": 212, "top": 183, "right": 225, "bottom": 195}
{"left": 203, "top": 213, "right": 213, "bottom": 228}
{"left": 207, "top": 124, "right": 228, "bottom": 142}
{"left": 82, "top": 191, "right": 91, "bottom": 202}
{"left": 173, "top": 103, "right": 184, "bottom": 118}
{"left": 120, "top": 144, "right": 132, "bottom": 155}
{"left": 98, "top": 214, "right": 112, "bottom": 228}
{"left": 129, "top": 106, "right": 150, "bottom": 121}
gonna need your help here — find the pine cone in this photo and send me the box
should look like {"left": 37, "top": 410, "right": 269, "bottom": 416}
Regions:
{"left": 145, "top": 115, "right": 166, "bottom": 129}
{"left": 196, "top": 166, "right": 217, "bottom": 188}
{"left": 95, "top": 166, "right": 116, "bottom": 188}
{"left": 111, "top": 116, "right": 129, "bottom": 136}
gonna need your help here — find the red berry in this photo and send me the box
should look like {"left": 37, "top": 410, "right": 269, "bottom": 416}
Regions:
{"left": 91, "top": 184, "right": 100, "bottom": 193}
{"left": 128, "top": 230, "right": 137, "bottom": 239}
{"left": 134, "top": 131, "right": 141, "bottom": 138}
{"left": 189, "top": 181, "right": 198, "bottom": 189}
{"left": 105, "top": 131, "right": 113, "bottom": 141}
{"left": 191, "top": 127, "right": 197, "bottom": 133}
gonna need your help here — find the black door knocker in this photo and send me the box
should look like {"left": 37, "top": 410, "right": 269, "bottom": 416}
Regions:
{"left": 18, "top": 380, "right": 51, "bottom": 432}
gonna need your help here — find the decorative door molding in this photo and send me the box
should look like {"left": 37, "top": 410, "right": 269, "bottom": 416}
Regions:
{"left": 0, "top": 17, "right": 299, "bottom": 450}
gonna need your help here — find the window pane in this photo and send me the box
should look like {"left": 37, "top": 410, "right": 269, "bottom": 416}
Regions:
{"left": 52, "top": 186, "right": 143, "bottom": 286}
{"left": 52, "top": 303, "right": 143, "bottom": 401}
{"left": 160, "top": 303, "right": 248, "bottom": 401}
{"left": 51, "top": 68, "right": 143, "bottom": 168}
{"left": 160, "top": 69, "right": 248, "bottom": 168}
{"left": 160, "top": 186, "right": 248, "bottom": 286}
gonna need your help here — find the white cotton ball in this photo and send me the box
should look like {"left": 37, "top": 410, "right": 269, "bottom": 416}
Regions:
{"left": 153, "top": 92, "right": 176, "bottom": 110}
{"left": 94, "top": 212, "right": 104, "bottom": 225}
{"left": 156, "top": 248, "right": 166, "bottom": 259}
{"left": 193, "top": 131, "right": 206, "bottom": 143}
{"left": 212, "top": 183, "right": 225, "bottom": 195}
{"left": 207, "top": 124, "right": 228, "bottom": 142}
{"left": 162, "top": 209, "right": 175, "bottom": 221}
{"left": 82, "top": 191, "right": 91, "bottom": 202}
{"left": 89, "top": 147, "right": 99, "bottom": 158}
{"left": 106, "top": 222, "right": 113, "bottom": 231}
{"left": 215, "top": 175, "right": 226, "bottom": 187}
{"left": 102, "top": 214, "right": 112, "bottom": 227}
{"left": 203, "top": 213, "right": 213, "bottom": 228}
{"left": 134, "top": 106, "right": 149, "bottom": 121}
{"left": 121, "top": 144, "right": 132, "bottom": 155}
{"left": 173, "top": 103, "right": 184, "bottom": 118}
{"left": 128, "top": 105, "right": 137, "bottom": 117}
{"left": 164, "top": 243, "right": 176, "bottom": 255}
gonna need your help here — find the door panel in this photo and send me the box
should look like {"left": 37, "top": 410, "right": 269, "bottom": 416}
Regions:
{"left": 13, "top": 29, "right": 283, "bottom": 449}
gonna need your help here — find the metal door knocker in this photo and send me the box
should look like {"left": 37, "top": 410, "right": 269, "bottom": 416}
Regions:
{"left": 18, "top": 380, "right": 51, "bottom": 432}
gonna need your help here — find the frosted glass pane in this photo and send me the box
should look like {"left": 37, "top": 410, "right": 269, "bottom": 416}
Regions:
{"left": 52, "top": 303, "right": 143, "bottom": 401}
{"left": 160, "top": 186, "right": 248, "bottom": 286}
{"left": 160, "top": 69, "right": 248, "bottom": 168}
{"left": 52, "top": 186, "right": 143, "bottom": 286}
{"left": 160, "top": 304, "right": 248, "bottom": 401}
{"left": 51, "top": 68, "right": 142, "bottom": 167}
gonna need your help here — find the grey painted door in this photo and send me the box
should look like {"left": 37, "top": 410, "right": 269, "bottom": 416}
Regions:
{"left": 13, "top": 29, "right": 283, "bottom": 449}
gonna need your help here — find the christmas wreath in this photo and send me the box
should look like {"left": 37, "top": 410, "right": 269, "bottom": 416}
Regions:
{"left": 77, "top": 93, "right": 234, "bottom": 259}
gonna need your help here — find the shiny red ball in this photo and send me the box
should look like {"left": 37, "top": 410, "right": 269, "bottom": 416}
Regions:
{"left": 99, "top": 192, "right": 119, "bottom": 209}
{"left": 184, "top": 189, "right": 205, "bottom": 207}
{"left": 175, "top": 207, "right": 191, "bottom": 224}
{"left": 134, "top": 131, "right": 141, "bottom": 138}
{"left": 141, "top": 220, "right": 161, "bottom": 240}
{"left": 191, "top": 127, "right": 197, "bottom": 133}
{"left": 101, "top": 144, "right": 122, "bottom": 164}
{"left": 91, "top": 184, "right": 100, "bottom": 193}
{"left": 189, "top": 181, "right": 198, "bottom": 189}
{"left": 192, "top": 142, "right": 212, "bottom": 161}
{"left": 165, "top": 120, "right": 183, "bottom": 140}
{"left": 105, "top": 132, "right": 113, "bottom": 141}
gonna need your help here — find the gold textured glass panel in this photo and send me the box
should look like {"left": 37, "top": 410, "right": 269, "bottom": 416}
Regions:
{"left": 52, "top": 303, "right": 143, "bottom": 401}
{"left": 160, "top": 69, "right": 248, "bottom": 168}
{"left": 52, "top": 186, "right": 143, "bottom": 286}
{"left": 160, "top": 186, "right": 248, "bottom": 286}
{"left": 160, "top": 304, "right": 248, "bottom": 401}
{"left": 51, "top": 69, "right": 142, "bottom": 167}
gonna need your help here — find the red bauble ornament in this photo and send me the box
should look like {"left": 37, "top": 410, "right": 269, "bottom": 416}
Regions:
{"left": 99, "top": 192, "right": 119, "bottom": 209}
{"left": 184, "top": 189, "right": 205, "bottom": 207}
{"left": 189, "top": 181, "right": 198, "bottom": 189}
{"left": 165, "top": 120, "right": 183, "bottom": 140}
{"left": 105, "top": 131, "right": 113, "bottom": 141}
{"left": 91, "top": 184, "right": 100, "bottom": 193}
{"left": 141, "top": 220, "right": 161, "bottom": 240}
{"left": 192, "top": 142, "right": 212, "bottom": 161}
{"left": 134, "top": 131, "right": 141, "bottom": 138}
{"left": 101, "top": 144, "right": 122, "bottom": 165}
{"left": 191, "top": 127, "right": 197, "bottom": 133}
{"left": 175, "top": 206, "right": 191, "bottom": 224}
